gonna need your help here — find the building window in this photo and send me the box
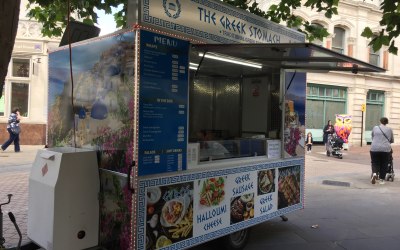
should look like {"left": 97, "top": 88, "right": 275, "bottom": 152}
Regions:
{"left": 11, "top": 82, "right": 29, "bottom": 117}
{"left": 0, "top": 88, "right": 4, "bottom": 117}
{"left": 306, "top": 84, "right": 346, "bottom": 132}
{"left": 12, "top": 58, "right": 30, "bottom": 78}
{"left": 332, "top": 27, "right": 345, "bottom": 54}
{"left": 311, "top": 23, "right": 324, "bottom": 46}
{"left": 365, "top": 90, "right": 384, "bottom": 131}
{"left": 369, "top": 42, "right": 380, "bottom": 67}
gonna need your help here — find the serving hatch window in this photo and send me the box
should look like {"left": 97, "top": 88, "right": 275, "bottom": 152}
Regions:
{"left": 188, "top": 49, "right": 282, "bottom": 162}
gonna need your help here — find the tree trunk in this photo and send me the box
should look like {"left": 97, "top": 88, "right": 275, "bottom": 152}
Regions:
{"left": 0, "top": 0, "right": 21, "bottom": 99}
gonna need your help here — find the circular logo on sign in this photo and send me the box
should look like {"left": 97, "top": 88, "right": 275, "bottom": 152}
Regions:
{"left": 163, "top": 0, "right": 181, "bottom": 19}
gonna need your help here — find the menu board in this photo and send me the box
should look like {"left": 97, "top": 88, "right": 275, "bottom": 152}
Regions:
{"left": 138, "top": 30, "right": 189, "bottom": 176}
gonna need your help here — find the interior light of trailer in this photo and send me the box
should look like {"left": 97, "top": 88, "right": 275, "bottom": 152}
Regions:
{"left": 189, "top": 62, "right": 199, "bottom": 70}
{"left": 198, "top": 52, "right": 262, "bottom": 69}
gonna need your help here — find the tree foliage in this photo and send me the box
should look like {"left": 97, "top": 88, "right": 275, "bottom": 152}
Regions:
{"left": 360, "top": 0, "right": 400, "bottom": 54}
{"left": 26, "top": 0, "right": 127, "bottom": 37}
{"left": 26, "top": 0, "right": 400, "bottom": 54}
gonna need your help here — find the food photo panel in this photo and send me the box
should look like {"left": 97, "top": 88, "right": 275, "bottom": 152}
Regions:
{"left": 230, "top": 193, "right": 255, "bottom": 224}
{"left": 225, "top": 171, "right": 257, "bottom": 225}
{"left": 254, "top": 169, "right": 278, "bottom": 217}
{"left": 145, "top": 182, "right": 193, "bottom": 249}
{"left": 257, "top": 169, "right": 275, "bottom": 195}
{"left": 193, "top": 176, "right": 230, "bottom": 236}
{"left": 278, "top": 165, "right": 301, "bottom": 209}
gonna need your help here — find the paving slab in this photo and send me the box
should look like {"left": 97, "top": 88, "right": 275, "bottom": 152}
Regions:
{"left": 2, "top": 144, "right": 400, "bottom": 249}
{"left": 193, "top": 144, "right": 400, "bottom": 249}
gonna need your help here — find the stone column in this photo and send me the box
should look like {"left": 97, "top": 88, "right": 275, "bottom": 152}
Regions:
{"left": 325, "top": 35, "right": 333, "bottom": 49}
{"left": 347, "top": 37, "right": 356, "bottom": 57}
{"left": 347, "top": 85, "right": 368, "bottom": 147}
{"left": 384, "top": 91, "right": 392, "bottom": 119}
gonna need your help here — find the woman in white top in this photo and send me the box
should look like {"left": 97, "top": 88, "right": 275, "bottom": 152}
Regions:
{"left": 370, "top": 117, "right": 394, "bottom": 184}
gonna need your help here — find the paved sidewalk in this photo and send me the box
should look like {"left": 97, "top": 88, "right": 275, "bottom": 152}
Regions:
{"left": 0, "top": 145, "right": 44, "bottom": 249}
{"left": 1, "top": 144, "right": 399, "bottom": 249}
{"left": 195, "top": 145, "right": 400, "bottom": 250}
{"left": 243, "top": 145, "right": 400, "bottom": 250}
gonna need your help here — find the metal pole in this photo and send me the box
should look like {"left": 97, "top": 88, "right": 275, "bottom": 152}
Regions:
{"left": 280, "top": 69, "right": 285, "bottom": 158}
{"left": 0, "top": 208, "right": 4, "bottom": 247}
{"left": 0, "top": 194, "right": 12, "bottom": 247}
{"left": 127, "top": 0, "right": 139, "bottom": 27}
{"left": 361, "top": 110, "right": 364, "bottom": 147}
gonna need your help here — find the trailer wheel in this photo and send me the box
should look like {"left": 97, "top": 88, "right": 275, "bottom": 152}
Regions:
{"left": 221, "top": 228, "right": 250, "bottom": 250}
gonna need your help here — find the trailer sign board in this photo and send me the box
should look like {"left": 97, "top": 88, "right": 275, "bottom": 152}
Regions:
{"left": 140, "top": 0, "right": 305, "bottom": 44}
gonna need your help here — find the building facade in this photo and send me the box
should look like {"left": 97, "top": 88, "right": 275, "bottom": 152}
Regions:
{"left": 2, "top": 0, "right": 398, "bottom": 146}
{"left": 0, "top": 0, "right": 60, "bottom": 145}
{"left": 258, "top": 0, "right": 400, "bottom": 146}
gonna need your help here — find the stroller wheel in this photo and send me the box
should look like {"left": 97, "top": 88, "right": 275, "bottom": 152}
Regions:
{"left": 385, "top": 173, "right": 394, "bottom": 182}
{"left": 339, "top": 156, "right": 343, "bottom": 159}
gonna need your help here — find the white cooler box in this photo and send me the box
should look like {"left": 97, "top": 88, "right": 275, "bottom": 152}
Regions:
{"left": 28, "top": 147, "right": 100, "bottom": 250}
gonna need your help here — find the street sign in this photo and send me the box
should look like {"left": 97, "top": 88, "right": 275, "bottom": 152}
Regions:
{"left": 361, "top": 103, "right": 366, "bottom": 112}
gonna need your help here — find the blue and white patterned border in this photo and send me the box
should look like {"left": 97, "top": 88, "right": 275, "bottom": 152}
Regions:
{"left": 137, "top": 158, "right": 304, "bottom": 249}
{"left": 141, "top": 0, "right": 305, "bottom": 44}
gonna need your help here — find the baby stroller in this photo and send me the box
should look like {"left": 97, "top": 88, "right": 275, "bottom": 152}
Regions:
{"left": 385, "top": 150, "right": 395, "bottom": 182}
{"left": 370, "top": 150, "right": 395, "bottom": 182}
{"left": 327, "top": 134, "right": 343, "bottom": 159}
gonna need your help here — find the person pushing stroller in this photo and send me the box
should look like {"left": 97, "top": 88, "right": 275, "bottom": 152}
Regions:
{"left": 323, "top": 120, "right": 335, "bottom": 156}
{"left": 370, "top": 117, "right": 394, "bottom": 185}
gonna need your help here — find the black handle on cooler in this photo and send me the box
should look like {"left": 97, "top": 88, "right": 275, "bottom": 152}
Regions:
{"left": 8, "top": 212, "right": 21, "bottom": 250}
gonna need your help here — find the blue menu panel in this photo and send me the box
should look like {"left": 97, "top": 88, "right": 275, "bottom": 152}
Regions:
{"left": 138, "top": 30, "right": 189, "bottom": 176}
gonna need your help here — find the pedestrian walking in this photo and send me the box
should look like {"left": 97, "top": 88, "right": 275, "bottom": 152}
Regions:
{"left": 323, "top": 120, "right": 334, "bottom": 156}
{"left": 1, "top": 107, "right": 21, "bottom": 153}
{"left": 305, "top": 132, "right": 313, "bottom": 153}
{"left": 370, "top": 117, "right": 393, "bottom": 185}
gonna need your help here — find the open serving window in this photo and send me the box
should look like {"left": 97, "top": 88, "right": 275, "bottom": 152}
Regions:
{"left": 187, "top": 43, "right": 384, "bottom": 165}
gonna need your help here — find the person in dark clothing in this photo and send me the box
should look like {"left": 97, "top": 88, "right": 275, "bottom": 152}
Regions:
{"left": 1, "top": 107, "right": 21, "bottom": 152}
{"left": 370, "top": 117, "right": 393, "bottom": 185}
{"left": 305, "top": 132, "right": 313, "bottom": 153}
{"left": 323, "top": 120, "right": 334, "bottom": 156}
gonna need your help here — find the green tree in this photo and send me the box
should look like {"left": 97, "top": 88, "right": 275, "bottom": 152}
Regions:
{"left": 26, "top": 0, "right": 126, "bottom": 37}
{"left": 225, "top": 0, "right": 398, "bottom": 55}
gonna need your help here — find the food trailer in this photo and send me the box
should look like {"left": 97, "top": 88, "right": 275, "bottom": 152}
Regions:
{"left": 44, "top": 1, "right": 384, "bottom": 249}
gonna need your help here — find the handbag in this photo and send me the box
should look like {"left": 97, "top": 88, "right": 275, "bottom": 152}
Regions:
{"left": 378, "top": 125, "right": 392, "bottom": 153}
{"left": 10, "top": 126, "right": 21, "bottom": 135}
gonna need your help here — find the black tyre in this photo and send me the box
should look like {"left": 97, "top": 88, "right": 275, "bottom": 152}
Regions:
{"left": 221, "top": 228, "right": 250, "bottom": 250}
